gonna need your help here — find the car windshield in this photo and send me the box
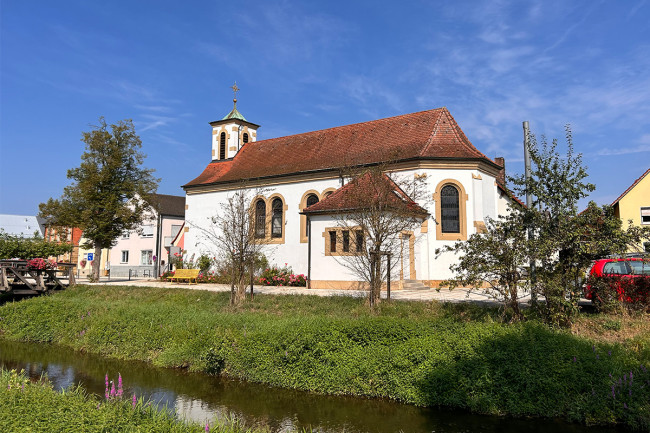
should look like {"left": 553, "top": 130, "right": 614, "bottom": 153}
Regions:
{"left": 602, "top": 261, "right": 630, "bottom": 275}
{"left": 628, "top": 260, "right": 650, "bottom": 275}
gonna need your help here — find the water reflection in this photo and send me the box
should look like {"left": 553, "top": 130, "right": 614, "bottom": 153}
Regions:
{"left": 0, "top": 340, "right": 623, "bottom": 433}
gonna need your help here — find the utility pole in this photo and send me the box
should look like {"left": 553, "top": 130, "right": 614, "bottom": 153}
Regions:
{"left": 523, "top": 121, "right": 537, "bottom": 306}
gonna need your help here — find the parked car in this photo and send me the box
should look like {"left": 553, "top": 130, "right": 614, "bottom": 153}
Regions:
{"left": 585, "top": 258, "right": 650, "bottom": 304}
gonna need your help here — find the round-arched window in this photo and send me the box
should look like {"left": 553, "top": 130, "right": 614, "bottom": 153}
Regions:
{"left": 271, "top": 198, "right": 283, "bottom": 238}
{"left": 254, "top": 200, "right": 266, "bottom": 238}
{"left": 440, "top": 185, "right": 460, "bottom": 233}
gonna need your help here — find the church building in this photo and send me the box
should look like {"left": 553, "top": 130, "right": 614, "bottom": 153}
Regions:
{"left": 182, "top": 92, "right": 513, "bottom": 289}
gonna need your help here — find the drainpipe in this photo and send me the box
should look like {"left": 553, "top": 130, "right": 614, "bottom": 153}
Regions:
{"left": 155, "top": 213, "right": 162, "bottom": 278}
{"left": 307, "top": 214, "right": 312, "bottom": 289}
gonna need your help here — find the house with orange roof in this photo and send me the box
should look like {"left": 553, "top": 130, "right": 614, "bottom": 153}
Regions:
{"left": 611, "top": 168, "right": 650, "bottom": 253}
{"left": 182, "top": 97, "right": 515, "bottom": 289}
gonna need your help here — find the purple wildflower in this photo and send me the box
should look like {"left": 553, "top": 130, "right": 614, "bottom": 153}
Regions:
{"left": 592, "top": 345, "right": 595, "bottom": 352}
{"left": 105, "top": 374, "right": 109, "bottom": 399}
{"left": 110, "top": 381, "right": 116, "bottom": 398}
{"left": 132, "top": 394, "right": 137, "bottom": 408}
{"left": 608, "top": 350, "right": 611, "bottom": 356}
{"left": 117, "top": 374, "right": 123, "bottom": 397}
{"left": 573, "top": 356, "right": 576, "bottom": 362}
{"left": 609, "top": 373, "right": 613, "bottom": 379}
{"left": 205, "top": 422, "right": 210, "bottom": 432}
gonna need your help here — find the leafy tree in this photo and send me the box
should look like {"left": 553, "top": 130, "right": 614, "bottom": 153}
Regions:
{"left": 325, "top": 167, "right": 429, "bottom": 307}
{"left": 442, "top": 125, "right": 650, "bottom": 326}
{"left": 438, "top": 212, "right": 530, "bottom": 321}
{"left": 39, "top": 118, "right": 159, "bottom": 281}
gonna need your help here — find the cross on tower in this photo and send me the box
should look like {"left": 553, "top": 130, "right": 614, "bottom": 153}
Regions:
{"left": 231, "top": 82, "right": 240, "bottom": 101}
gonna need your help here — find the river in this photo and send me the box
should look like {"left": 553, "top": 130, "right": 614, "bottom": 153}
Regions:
{"left": 0, "top": 339, "right": 625, "bottom": 433}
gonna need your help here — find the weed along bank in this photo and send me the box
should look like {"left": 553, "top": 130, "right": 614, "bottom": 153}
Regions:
{"left": 182, "top": 100, "right": 519, "bottom": 290}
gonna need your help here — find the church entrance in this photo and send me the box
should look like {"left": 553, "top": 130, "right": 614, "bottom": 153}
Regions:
{"left": 400, "top": 232, "right": 415, "bottom": 281}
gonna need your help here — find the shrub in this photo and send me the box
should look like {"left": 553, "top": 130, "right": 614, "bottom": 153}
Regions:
{"left": 257, "top": 263, "right": 306, "bottom": 287}
{"left": 588, "top": 275, "right": 650, "bottom": 312}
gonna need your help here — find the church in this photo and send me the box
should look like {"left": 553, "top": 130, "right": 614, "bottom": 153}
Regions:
{"left": 182, "top": 92, "right": 514, "bottom": 289}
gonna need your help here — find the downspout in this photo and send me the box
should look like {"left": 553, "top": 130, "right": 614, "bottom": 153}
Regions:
{"left": 307, "top": 214, "right": 312, "bottom": 289}
{"left": 155, "top": 213, "right": 162, "bottom": 278}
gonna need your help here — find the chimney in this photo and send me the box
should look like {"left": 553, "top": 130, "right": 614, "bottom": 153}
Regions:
{"left": 494, "top": 157, "right": 505, "bottom": 186}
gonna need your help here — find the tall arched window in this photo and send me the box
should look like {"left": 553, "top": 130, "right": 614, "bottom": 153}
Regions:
{"left": 242, "top": 133, "right": 249, "bottom": 144}
{"left": 440, "top": 185, "right": 460, "bottom": 233}
{"left": 304, "top": 194, "right": 319, "bottom": 236}
{"left": 255, "top": 200, "right": 266, "bottom": 238}
{"left": 219, "top": 132, "right": 226, "bottom": 160}
{"left": 271, "top": 198, "right": 283, "bottom": 238}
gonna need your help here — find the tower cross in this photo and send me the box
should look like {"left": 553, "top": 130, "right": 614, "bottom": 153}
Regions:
{"left": 231, "top": 82, "right": 240, "bottom": 100}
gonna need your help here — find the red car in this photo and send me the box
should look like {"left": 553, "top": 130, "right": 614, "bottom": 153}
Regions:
{"left": 585, "top": 258, "right": 650, "bottom": 304}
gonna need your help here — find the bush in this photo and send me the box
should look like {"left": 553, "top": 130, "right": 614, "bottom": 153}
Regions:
{"left": 257, "top": 263, "right": 306, "bottom": 287}
{"left": 0, "top": 232, "right": 72, "bottom": 260}
{"left": 588, "top": 275, "right": 650, "bottom": 312}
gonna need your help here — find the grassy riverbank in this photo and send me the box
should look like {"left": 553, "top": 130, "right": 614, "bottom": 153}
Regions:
{"left": 1, "top": 285, "right": 649, "bottom": 430}
{"left": 0, "top": 368, "right": 260, "bottom": 433}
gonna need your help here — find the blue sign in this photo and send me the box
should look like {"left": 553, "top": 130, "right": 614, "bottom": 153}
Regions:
{"left": 87, "top": 253, "right": 94, "bottom": 261}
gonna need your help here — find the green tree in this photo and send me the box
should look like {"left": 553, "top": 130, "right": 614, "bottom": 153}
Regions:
{"left": 39, "top": 118, "right": 159, "bottom": 281}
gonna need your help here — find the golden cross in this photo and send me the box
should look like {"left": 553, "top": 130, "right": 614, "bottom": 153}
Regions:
{"left": 231, "top": 82, "right": 240, "bottom": 99}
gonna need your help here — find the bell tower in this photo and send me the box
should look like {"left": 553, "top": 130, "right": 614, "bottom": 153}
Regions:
{"left": 209, "top": 82, "right": 260, "bottom": 161}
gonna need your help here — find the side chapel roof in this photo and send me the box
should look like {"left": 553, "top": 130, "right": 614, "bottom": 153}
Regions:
{"left": 184, "top": 107, "right": 500, "bottom": 189}
{"left": 302, "top": 172, "right": 428, "bottom": 217}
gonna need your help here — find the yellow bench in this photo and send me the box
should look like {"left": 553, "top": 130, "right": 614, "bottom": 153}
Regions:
{"left": 167, "top": 269, "right": 200, "bottom": 285}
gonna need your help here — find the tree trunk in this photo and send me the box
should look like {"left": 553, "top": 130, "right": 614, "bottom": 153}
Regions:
{"left": 91, "top": 245, "right": 102, "bottom": 282}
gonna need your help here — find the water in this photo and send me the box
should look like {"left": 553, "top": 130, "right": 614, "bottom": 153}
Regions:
{"left": 0, "top": 340, "right": 625, "bottom": 433}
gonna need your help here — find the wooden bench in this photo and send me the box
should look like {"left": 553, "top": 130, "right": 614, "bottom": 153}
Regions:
{"left": 167, "top": 269, "right": 200, "bottom": 285}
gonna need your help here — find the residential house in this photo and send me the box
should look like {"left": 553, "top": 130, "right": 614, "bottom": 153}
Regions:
{"left": 611, "top": 167, "right": 650, "bottom": 253}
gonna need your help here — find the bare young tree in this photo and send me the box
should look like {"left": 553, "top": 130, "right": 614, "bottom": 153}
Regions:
{"left": 192, "top": 186, "right": 266, "bottom": 305}
{"left": 308, "top": 167, "right": 429, "bottom": 307}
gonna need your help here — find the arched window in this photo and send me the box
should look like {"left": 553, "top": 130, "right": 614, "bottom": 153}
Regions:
{"left": 440, "top": 185, "right": 460, "bottom": 233}
{"left": 255, "top": 200, "right": 266, "bottom": 238}
{"left": 242, "top": 133, "right": 249, "bottom": 144}
{"left": 304, "top": 194, "right": 319, "bottom": 236}
{"left": 219, "top": 132, "right": 227, "bottom": 160}
{"left": 271, "top": 198, "right": 283, "bottom": 238}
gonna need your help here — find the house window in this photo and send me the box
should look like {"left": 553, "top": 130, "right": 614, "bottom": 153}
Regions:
{"left": 356, "top": 230, "right": 364, "bottom": 253}
{"left": 121, "top": 231, "right": 130, "bottom": 239}
{"left": 329, "top": 231, "right": 337, "bottom": 253}
{"left": 141, "top": 250, "right": 153, "bottom": 265}
{"left": 243, "top": 133, "right": 249, "bottom": 144}
{"left": 219, "top": 132, "right": 226, "bottom": 160}
{"left": 440, "top": 185, "right": 460, "bottom": 233}
{"left": 255, "top": 199, "right": 266, "bottom": 238}
{"left": 271, "top": 198, "right": 283, "bottom": 238}
{"left": 342, "top": 230, "right": 350, "bottom": 252}
{"left": 141, "top": 225, "right": 154, "bottom": 238}
{"left": 641, "top": 207, "right": 650, "bottom": 225}
{"left": 121, "top": 251, "right": 129, "bottom": 263}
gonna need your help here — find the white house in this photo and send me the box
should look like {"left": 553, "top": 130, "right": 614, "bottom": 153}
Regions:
{"left": 108, "top": 194, "right": 185, "bottom": 278}
{"left": 182, "top": 100, "right": 512, "bottom": 289}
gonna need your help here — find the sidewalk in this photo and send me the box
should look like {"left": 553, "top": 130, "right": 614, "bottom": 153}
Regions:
{"left": 84, "top": 277, "right": 527, "bottom": 305}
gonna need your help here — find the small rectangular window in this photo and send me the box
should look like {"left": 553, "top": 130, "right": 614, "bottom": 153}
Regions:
{"left": 121, "top": 251, "right": 129, "bottom": 263}
{"left": 121, "top": 231, "right": 130, "bottom": 239}
{"left": 141, "top": 250, "right": 153, "bottom": 265}
{"left": 356, "top": 230, "right": 364, "bottom": 253}
{"left": 141, "top": 225, "right": 154, "bottom": 238}
{"left": 641, "top": 207, "right": 650, "bottom": 224}
{"left": 329, "top": 231, "right": 337, "bottom": 253}
{"left": 342, "top": 230, "right": 350, "bottom": 252}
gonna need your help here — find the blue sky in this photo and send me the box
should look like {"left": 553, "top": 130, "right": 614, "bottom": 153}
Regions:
{"left": 1, "top": 0, "right": 649, "bottom": 215}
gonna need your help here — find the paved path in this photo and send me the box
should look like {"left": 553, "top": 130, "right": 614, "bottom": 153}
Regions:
{"left": 82, "top": 277, "right": 532, "bottom": 305}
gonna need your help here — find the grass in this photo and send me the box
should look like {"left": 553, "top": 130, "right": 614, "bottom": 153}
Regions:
{"left": 0, "top": 284, "right": 649, "bottom": 430}
{"left": 0, "top": 368, "right": 266, "bottom": 433}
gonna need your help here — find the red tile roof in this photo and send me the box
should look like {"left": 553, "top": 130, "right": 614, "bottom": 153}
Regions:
{"left": 183, "top": 107, "right": 497, "bottom": 189}
{"left": 302, "top": 171, "right": 428, "bottom": 217}
{"left": 611, "top": 168, "right": 650, "bottom": 206}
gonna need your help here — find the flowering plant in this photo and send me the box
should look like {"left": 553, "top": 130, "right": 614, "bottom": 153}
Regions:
{"left": 26, "top": 258, "right": 57, "bottom": 270}
{"left": 258, "top": 263, "right": 306, "bottom": 287}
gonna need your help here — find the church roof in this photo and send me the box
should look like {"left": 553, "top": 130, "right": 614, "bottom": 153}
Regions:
{"left": 302, "top": 172, "right": 428, "bottom": 216}
{"left": 184, "top": 107, "right": 497, "bottom": 189}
